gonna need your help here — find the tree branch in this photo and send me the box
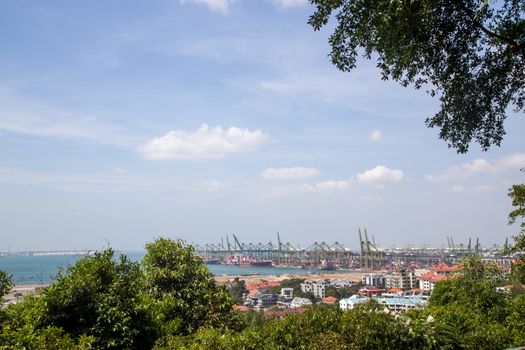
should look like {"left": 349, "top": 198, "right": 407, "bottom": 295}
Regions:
{"left": 460, "top": 4, "right": 523, "bottom": 51}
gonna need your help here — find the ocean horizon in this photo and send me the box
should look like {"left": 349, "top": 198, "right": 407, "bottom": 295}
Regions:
{"left": 0, "top": 251, "right": 335, "bottom": 285}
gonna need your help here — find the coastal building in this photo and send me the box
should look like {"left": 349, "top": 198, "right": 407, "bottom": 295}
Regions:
{"left": 361, "top": 273, "right": 386, "bottom": 287}
{"left": 300, "top": 280, "right": 328, "bottom": 298}
{"left": 339, "top": 295, "right": 369, "bottom": 311}
{"left": 340, "top": 294, "right": 428, "bottom": 313}
{"left": 247, "top": 293, "right": 278, "bottom": 309}
{"left": 385, "top": 269, "right": 417, "bottom": 290}
{"left": 358, "top": 286, "right": 386, "bottom": 297}
{"left": 417, "top": 263, "right": 459, "bottom": 292}
{"left": 377, "top": 296, "right": 428, "bottom": 313}
{"left": 290, "top": 297, "right": 313, "bottom": 308}
{"left": 419, "top": 272, "right": 447, "bottom": 292}
{"left": 280, "top": 287, "right": 294, "bottom": 301}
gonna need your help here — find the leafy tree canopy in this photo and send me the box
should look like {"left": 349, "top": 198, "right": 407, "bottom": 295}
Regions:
{"left": 507, "top": 170, "right": 525, "bottom": 282}
{"left": 142, "top": 238, "right": 235, "bottom": 336}
{"left": 0, "top": 270, "right": 13, "bottom": 300}
{"left": 37, "top": 249, "right": 156, "bottom": 349}
{"left": 309, "top": 0, "right": 525, "bottom": 153}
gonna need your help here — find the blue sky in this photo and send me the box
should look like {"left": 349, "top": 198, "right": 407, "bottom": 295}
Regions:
{"left": 0, "top": 0, "right": 524, "bottom": 251}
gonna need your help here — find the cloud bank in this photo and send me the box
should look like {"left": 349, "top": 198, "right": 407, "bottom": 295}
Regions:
{"left": 356, "top": 165, "right": 404, "bottom": 184}
{"left": 139, "top": 124, "right": 269, "bottom": 160}
{"left": 179, "top": 0, "right": 235, "bottom": 14}
{"left": 426, "top": 153, "right": 525, "bottom": 181}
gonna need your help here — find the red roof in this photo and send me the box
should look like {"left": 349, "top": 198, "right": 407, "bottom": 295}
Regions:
{"left": 245, "top": 281, "right": 281, "bottom": 291}
{"left": 322, "top": 296, "right": 337, "bottom": 304}
{"left": 233, "top": 305, "right": 249, "bottom": 311}
{"left": 429, "top": 264, "right": 458, "bottom": 273}
{"left": 387, "top": 288, "right": 402, "bottom": 293}
{"left": 420, "top": 271, "right": 448, "bottom": 282}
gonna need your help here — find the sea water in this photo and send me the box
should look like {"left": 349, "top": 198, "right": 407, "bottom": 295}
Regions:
{"left": 0, "top": 252, "right": 325, "bottom": 285}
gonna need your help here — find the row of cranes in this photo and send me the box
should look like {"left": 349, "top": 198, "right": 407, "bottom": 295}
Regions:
{"left": 194, "top": 231, "right": 512, "bottom": 269}
{"left": 195, "top": 231, "right": 374, "bottom": 268}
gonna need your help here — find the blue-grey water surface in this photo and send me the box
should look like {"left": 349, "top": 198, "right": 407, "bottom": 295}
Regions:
{"left": 0, "top": 252, "right": 326, "bottom": 285}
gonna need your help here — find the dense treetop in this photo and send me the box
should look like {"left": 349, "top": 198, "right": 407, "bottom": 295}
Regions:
{"left": 309, "top": 0, "right": 525, "bottom": 153}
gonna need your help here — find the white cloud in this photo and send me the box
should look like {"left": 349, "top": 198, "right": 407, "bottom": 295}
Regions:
{"left": 0, "top": 167, "right": 232, "bottom": 194}
{"left": 426, "top": 153, "right": 525, "bottom": 181}
{"left": 272, "top": 0, "right": 308, "bottom": 8}
{"left": 448, "top": 184, "right": 497, "bottom": 194}
{"left": 180, "top": 0, "right": 235, "bottom": 14}
{"left": 261, "top": 167, "right": 321, "bottom": 180}
{"left": 266, "top": 179, "right": 352, "bottom": 196}
{"left": 138, "top": 124, "right": 270, "bottom": 160}
{"left": 496, "top": 153, "right": 525, "bottom": 169}
{"left": 0, "top": 87, "right": 138, "bottom": 146}
{"left": 356, "top": 165, "right": 404, "bottom": 184}
{"left": 426, "top": 159, "right": 496, "bottom": 181}
{"left": 310, "top": 180, "right": 351, "bottom": 192}
{"left": 369, "top": 129, "right": 382, "bottom": 142}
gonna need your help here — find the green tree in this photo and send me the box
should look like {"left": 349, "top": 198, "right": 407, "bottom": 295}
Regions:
{"left": 507, "top": 170, "right": 525, "bottom": 282}
{"left": 430, "top": 257, "right": 508, "bottom": 321}
{"left": 309, "top": 0, "right": 525, "bottom": 153}
{"left": 226, "top": 277, "right": 248, "bottom": 304}
{"left": 0, "top": 270, "right": 13, "bottom": 300}
{"left": 142, "top": 238, "right": 235, "bottom": 337}
{"left": 37, "top": 249, "right": 156, "bottom": 349}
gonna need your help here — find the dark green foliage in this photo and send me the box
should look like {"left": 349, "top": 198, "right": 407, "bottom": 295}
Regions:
{"left": 266, "top": 277, "right": 305, "bottom": 295}
{"left": 142, "top": 238, "right": 235, "bottom": 336}
{"left": 0, "top": 270, "right": 13, "bottom": 300}
{"left": 226, "top": 277, "right": 248, "bottom": 304}
{"left": 508, "top": 172, "right": 525, "bottom": 282}
{"left": 38, "top": 249, "right": 156, "bottom": 349}
{"left": 430, "top": 257, "right": 508, "bottom": 321}
{"left": 309, "top": 0, "right": 525, "bottom": 153}
{"left": 154, "top": 304, "right": 435, "bottom": 350}
{"left": 2, "top": 237, "right": 525, "bottom": 349}
{"left": 325, "top": 282, "right": 363, "bottom": 299}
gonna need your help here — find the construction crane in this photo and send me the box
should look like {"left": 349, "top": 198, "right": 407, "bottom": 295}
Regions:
{"left": 358, "top": 228, "right": 366, "bottom": 268}
{"left": 277, "top": 232, "right": 282, "bottom": 265}
{"left": 225, "top": 235, "right": 232, "bottom": 254}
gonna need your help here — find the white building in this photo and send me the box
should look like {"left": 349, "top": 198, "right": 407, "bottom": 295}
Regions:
{"left": 378, "top": 296, "right": 428, "bottom": 313}
{"left": 280, "top": 287, "right": 294, "bottom": 300}
{"left": 290, "top": 297, "right": 313, "bottom": 308}
{"left": 385, "top": 270, "right": 417, "bottom": 290}
{"left": 300, "top": 280, "right": 328, "bottom": 298}
{"left": 339, "top": 295, "right": 370, "bottom": 311}
{"left": 361, "top": 273, "right": 386, "bottom": 287}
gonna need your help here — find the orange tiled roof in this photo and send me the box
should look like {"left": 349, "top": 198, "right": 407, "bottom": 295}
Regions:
{"left": 420, "top": 271, "right": 448, "bottom": 282}
{"left": 233, "top": 305, "right": 249, "bottom": 311}
{"left": 429, "top": 263, "right": 458, "bottom": 273}
{"left": 322, "top": 296, "right": 337, "bottom": 304}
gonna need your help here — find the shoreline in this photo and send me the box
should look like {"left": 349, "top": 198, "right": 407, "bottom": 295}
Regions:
{"left": 214, "top": 271, "right": 366, "bottom": 285}
{"left": 12, "top": 272, "right": 366, "bottom": 288}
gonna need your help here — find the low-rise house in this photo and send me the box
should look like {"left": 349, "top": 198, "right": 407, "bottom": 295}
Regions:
{"left": 377, "top": 296, "right": 428, "bottom": 313}
{"left": 247, "top": 293, "right": 278, "bottom": 309}
{"left": 419, "top": 272, "right": 448, "bottom": 292}
{"left": 322, "top": 296, "right": 337, "bottom": 305}
{"left": 361, "top": 273, "right": 386, "bottom": 287}
{"left": 358, "top": 286, "right": 386, "bottom": 297}
{"left": 385, "top": 269, "right": 417, "bottom": 290}
{"left": 290, "top": 297, "right": 313, "bottom": 308}
{"left": 339, "top": 295, "right": 369, "bottom": 311}
{"left": 300, "top": 280, "right": 328, "bottom": 298}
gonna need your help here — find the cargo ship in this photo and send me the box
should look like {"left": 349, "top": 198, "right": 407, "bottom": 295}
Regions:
{"left": 241, "top": 260, "right": 273, "bottom": 267}
{"left": 318, "top": 260, "right": 336, "bottom": 270}
{"left": 225, "top": 255, "right": 273, "bottom": 267}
